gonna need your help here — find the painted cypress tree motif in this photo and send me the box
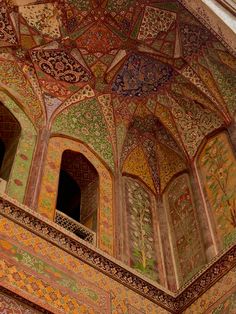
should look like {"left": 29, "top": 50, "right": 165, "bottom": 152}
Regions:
{"left": 125, "top": 177, "right": 159, "bottom": 281}
{"left": 199, "top": 133, "right": 236, "bottom": 247}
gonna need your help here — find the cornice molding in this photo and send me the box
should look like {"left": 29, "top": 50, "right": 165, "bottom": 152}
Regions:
{"left": 0, "top": 195, "right": 235, "bottom": 313}
{"left": 216, "top": 0, "right": 236, "bottom": 17}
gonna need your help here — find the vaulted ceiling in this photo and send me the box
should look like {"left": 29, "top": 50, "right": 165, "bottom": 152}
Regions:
{"left": 0, "top": 0, "right": 236, "bottom": 194}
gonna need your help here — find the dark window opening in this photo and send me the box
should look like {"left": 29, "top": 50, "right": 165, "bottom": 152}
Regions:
{"left": 0, "top": 102, "right": 21, "bottom": 180}
{"left": 56, "top": 150, "right": 99, "bottom": 233}
{"left": 56, "top": 169, "right": 81, "bottom": 222}
{"left": 0, "top": 139, "right": 5, "bottom": 170}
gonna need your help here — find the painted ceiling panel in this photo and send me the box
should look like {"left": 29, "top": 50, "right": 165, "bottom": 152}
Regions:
{"left": 0, "top": 0, "right": 235, "bottom": 183}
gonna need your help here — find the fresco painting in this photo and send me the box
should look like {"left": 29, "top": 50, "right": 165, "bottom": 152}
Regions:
{"left": 165, "top": 173, "right": 205, "bottom": 285}
{"left": 125, "top": 177, "right": 159, "bottom": 281}
{"left": 198, "top": 133, "right": 236, "bottom": 247}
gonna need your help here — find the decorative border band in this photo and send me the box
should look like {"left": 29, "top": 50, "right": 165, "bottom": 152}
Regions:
{"left": 176, "top": 244, "right": 236, "bottom": 312}
{"left": 0, "top": 196, "right": 176, "bottom": 312}
{"left": 0, "top": 285, "right": 53, "bottom": 313}
{"left": 0, "top": 196, "right": 235, "bottom": 313}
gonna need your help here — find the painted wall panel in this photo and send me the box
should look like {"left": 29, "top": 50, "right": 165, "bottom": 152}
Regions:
{"left": 198, "top": 132, "right": 236, "bottom": 248}
{"left": 125, "top": 177, "right": 160, "bottom": 282}
{"left": 164, "top": 173, "right": 205, "bottom": 285}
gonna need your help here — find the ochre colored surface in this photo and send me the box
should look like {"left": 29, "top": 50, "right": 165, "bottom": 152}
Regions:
{"left": 198, "top": 132, "right": 236, "bottom": 248}
{"left": 0, "top": 215, "right": 170, "bottom": 314}
{"left": 183, "top": 266, "right": 236, "bottom": 313}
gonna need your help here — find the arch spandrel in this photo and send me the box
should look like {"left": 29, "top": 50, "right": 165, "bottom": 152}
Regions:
{"left": 51, "top": 97, "right": 115, "bottom": 172}
{"left": 0, "top": 59, "right": 46, "bottom": 128}
{"left": 0, "top": 91, "right": 37, "bottom": 203}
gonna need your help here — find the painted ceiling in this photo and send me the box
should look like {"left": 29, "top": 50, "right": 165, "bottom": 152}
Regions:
{"left": 0, "top": 0, "right": 236, "bottom": 194}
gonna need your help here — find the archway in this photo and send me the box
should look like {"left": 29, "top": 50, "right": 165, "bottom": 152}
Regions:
{"left": 0, "top": 102, "right": 21, "bottom": 184}
{"left": 0, "top": 139, "right": 5, "bottom": 170}
{"left": 56, "top": 150, "right": 99, "bottom": 232}
{"left": 38, "top": 136, "right": 114, "bottom": 255}
{"left": 0, "top": 92, "right": 37, "bottom": 203}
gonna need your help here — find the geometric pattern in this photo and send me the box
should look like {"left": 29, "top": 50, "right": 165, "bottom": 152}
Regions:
{"left": 1, "top": 197, "right": 236, "bottom": 313}
{"left": 121, "top": 112, "right": 186, "bottom": 194}
{"left": 0, "top": 291, "right": 42, "bottom": 314}
{"left": 0, "top": 0, "right": 235, "bottom": 304}
{"left": 0, "top": 258, "right": 107, "bottom": 313}
{"left": 0, "top": 212, "right": 168, "bottom": 314}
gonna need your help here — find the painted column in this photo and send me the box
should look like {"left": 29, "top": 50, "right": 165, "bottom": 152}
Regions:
{"left": 157, "top": 197, "right": 177, "bottom": 290}
{"left": 228, "top": 121, "right": 236, "bottom": 153}
{"left": 115, "top": 171, "right": 130, "bottom": 263}
{"left": 24, "top": 126, "right": 50, "bottom": 210}
{"left": 191, "top": 164, "right": 220, "bottom": 259}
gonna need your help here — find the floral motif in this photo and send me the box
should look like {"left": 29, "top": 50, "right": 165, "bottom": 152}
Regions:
{"left": 112, "top": 54, "right": 174, "bottom": 97}
{"left": 170, "top": 95, "right": 222, "bottom": 157}
{"left": 31, "top": 50, "right": 91, "bottom": 83}
{"left": 0, "top": 60, "right": 44, "bottom": 126}
{"left": 138, "top": 6, "right": 176, "bottom": 41}
{"left": 0, "top": 0, "right": 17, "bottom": 46}
{"left": 165, "top": 174, "right": 205, "bottom": 284}
{"left": 52, "top": 98, "right": 114, "bottom": 170}
{"left": 19, "top": 3, "right": 61, "bottom": 39}
{"left": 125, "top": 177, "right": 159, "bottom": 281}
{"left": 199, "top": 133, "right": 236, "bottom": 247}
{"left": 180, "top": 23, "right": 210, "bottom": 57}
{"left": 76, "top": 23, "right": 122, "bottom": 54}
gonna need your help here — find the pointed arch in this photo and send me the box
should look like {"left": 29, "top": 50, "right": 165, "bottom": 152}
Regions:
{"left": 38, "top": 136, "right": 114, "bottom": 255}
{"left": 0, "top": 91, "right": 37, "bottom": 203}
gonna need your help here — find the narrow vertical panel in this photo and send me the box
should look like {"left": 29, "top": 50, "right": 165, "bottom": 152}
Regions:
{"left": 0, "top": 92, "right": 37, "bottom": 203}
{"left": 165, "top": 173, "right": 205, "bottom": 285}
{"left": 198, "top": 132, "right": 236, "bottom": 247}
{"left": 125, "top": 177, "right": 159, "bottom": 282}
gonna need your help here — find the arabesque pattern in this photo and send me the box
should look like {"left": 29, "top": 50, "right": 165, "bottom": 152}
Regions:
{"left": 0, "top": 1, "right": 235, "bottom": 311}
{"left": 0, "top": 0, "right": 233, "bottom": 188}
